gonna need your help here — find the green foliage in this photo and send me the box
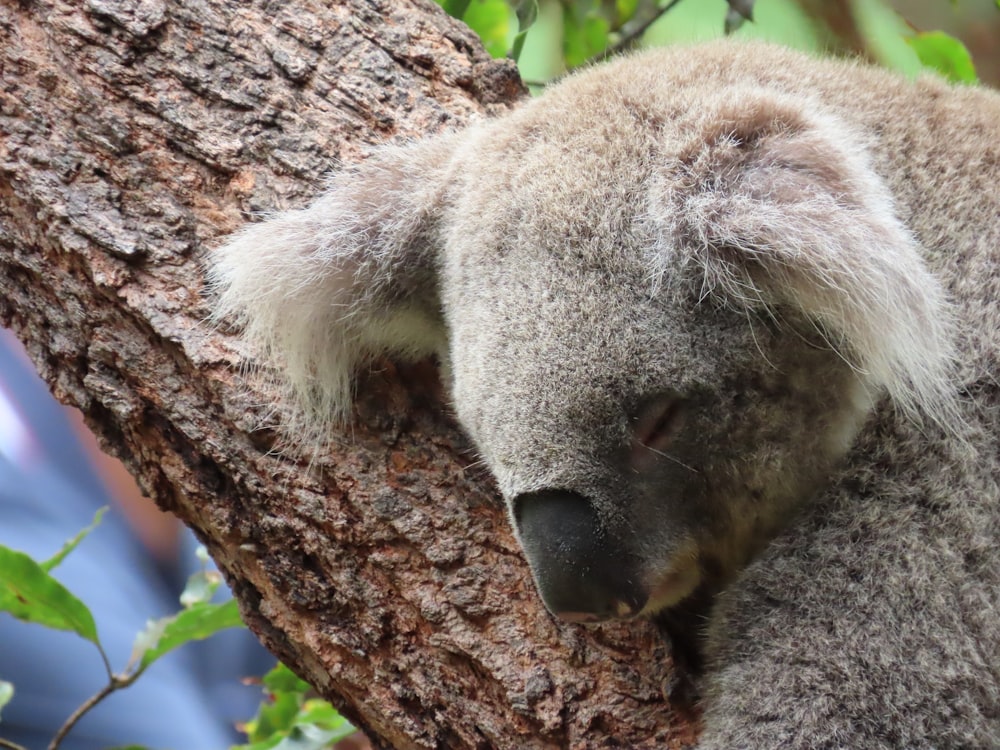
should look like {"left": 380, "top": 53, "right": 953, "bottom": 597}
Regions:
{"left": 561, "top": 2, "right": 611, "bottom": 68}
{"left": 131, "top": 566, "right": 244, "bottom": 671}
{"left": 0, "top": 540, "right": 102, "bottom": 651}
{"left": 133, "top": 597, "right": 243, "bottom": 671}
{"left": 438, "top": 0, "right": 987, "bottom": 86}
{"left": 463, "top": 0, "right": 514, "bottom": 58}
{"left": 0, "top": 512, "right": 353, "bottom": 750}
{"left": 235, "top": 663, "right": 356, "bottom": 750}
{"left": 906, "top": 31, "right": 978, "bottom": 83}
{"left": 0, "top": 681, "right": 12, "bottom": 722}
{"left": 512, "top": 0, "right": 540, "bottom": 60}
{"left": 444, "top": 0, "right": 541, "bottom": 61}
{"left": 641, "top": 0, "right": 819, "bottom": 51}
{"left": 41, "top": 507, "right": 107, "bottom": 573}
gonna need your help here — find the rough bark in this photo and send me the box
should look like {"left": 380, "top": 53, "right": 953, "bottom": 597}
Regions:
{"left": 0, "top": 2, "right": 694, "bottom": 748}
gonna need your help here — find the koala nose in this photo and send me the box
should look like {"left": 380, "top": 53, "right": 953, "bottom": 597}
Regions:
{"left": 512, "top": 490, "right": 647, "bottom": 622}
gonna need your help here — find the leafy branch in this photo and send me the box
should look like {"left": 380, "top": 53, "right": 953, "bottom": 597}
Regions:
{"left": 0, "top": 512, "right": 243, "bottom": 750}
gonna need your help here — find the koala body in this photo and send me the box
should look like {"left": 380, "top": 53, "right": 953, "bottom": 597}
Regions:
{"left": 213, "top": 41, "right": 1000, "bottom": 748}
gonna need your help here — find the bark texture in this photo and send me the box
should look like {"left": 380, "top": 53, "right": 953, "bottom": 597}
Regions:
{"left": 0, "top": 1, "right": 694, "bottom": 747}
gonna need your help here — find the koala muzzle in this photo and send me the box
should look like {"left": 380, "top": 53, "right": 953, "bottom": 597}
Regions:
{"left": 513, "top": 490, "right": 647, "bottom": 622}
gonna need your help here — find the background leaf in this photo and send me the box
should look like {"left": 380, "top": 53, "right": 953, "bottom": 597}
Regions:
{"left": 41, "top": 507, "right": 106, "bottom": 573}
{"left": 906, "top": 31, "right": 978, "bottom": 82}
{"left": 134, "top": 599, "right": 243, "bottom": 670}
{"left": 0, "top": 545, "right": 100, "bottom": 646}
{"left": 459, "top": 0, "right": 513, "bottom": 58}
{"left": 236, "top": 664, "right": 355, "bottom": 750}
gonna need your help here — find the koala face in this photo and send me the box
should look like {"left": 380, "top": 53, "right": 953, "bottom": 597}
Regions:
{"left": 212, "top": 44, "right": 955, "bottom": 625}
{"left": 439, "top": 131, "right": 873, "bottom": 621}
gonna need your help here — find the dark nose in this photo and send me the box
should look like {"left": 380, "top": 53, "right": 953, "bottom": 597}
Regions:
{"left": 512, "top": 490, "right": 647, "bottom": 622}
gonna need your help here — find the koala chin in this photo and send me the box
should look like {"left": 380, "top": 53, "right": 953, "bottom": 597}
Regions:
{"left": 212, "top": 40, "right": 1000, "bottom": 748}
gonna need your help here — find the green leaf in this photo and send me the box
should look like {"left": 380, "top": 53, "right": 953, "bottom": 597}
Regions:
{"left": 267, "top": 721, "right": 354, "bottom": 750}
{"left": 440, "top": 0, "right": 472, "bottom": 19}
{"left": 238, "top": 663, "right": 357, "bottom": 749}
{"left": 615, "top": 0, "right": 639, "bottom": 25}
{"left": 0, "top": 680, "right": 13, "bottom": 721}
{"left": 562, "top": 9, "right": 611, "bottom": 68}
{"left": 262, "top": 662, "right": 312, "bottom": 696}
{"left": 463, "top": 0, "right": 513, "bottom": 58}
{"left": 243, "top": 688, "right": 302, "bottom": 744}
{"left": 233, "top": 737, "right": 284, "bottom": 750}
{"left": 508, "top": 0, "right": 538, "bottom": 61}
{"left": 905, "top": 31, "right": 978, "bottom": 83}
{"left": 133, "top": 598, "right": 243, "bottom": 670}
{"left": 515, "top": 0, "right": 538, "bottom": 32}
{"left": 237, "top": 696, "right": 354, "bottom": 748}
{"left": 0, "top": 545, "right": 100, "bottom": 646}
{"left": 41, "top": 507, "right": 107, "bottom": 572}
{"left": 243, "top": 664, "right": 309, "bottom": 741}
{"left": 237, "top": 722, "right": 350, "bottom": 750}
{"left": 511, "top": 29, "right": 529, "bottom": 61}
{"left": 296, "top": 699, "right": 352, "bottom": 732}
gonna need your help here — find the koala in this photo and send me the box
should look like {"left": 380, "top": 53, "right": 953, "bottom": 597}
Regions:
{"left": 211, "top": 40, "right": 1000, "bottom": 748}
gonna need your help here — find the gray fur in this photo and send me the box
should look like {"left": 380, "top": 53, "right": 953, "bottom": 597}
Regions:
{"left": 211, "top": 41, "right": 1000, "bottom": 747}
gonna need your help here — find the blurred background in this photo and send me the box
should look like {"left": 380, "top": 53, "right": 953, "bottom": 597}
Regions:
{"left": 445, "top": 0, "right": 1000, "bottom": 88}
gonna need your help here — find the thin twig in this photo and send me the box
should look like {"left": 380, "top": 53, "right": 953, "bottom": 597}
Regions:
{"left": 592, "top": 0, "right": 687, "bottom": 64}
{"left": 95, "top": 643, "right": 114, "bottom": 683}
{"left": 0, "top": 738, "right": 29, "bottom": 750}
{"left": 47, "top": 672, "right": 140, "bottom": 750}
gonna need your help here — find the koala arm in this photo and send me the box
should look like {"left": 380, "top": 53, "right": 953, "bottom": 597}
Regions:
{"left": 697, "top": 431, "right": 1000, "bottom": 749}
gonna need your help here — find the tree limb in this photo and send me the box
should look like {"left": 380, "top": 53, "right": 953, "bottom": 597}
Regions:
{"left": 0, "top": 1, "right": 693, "bottom": 747}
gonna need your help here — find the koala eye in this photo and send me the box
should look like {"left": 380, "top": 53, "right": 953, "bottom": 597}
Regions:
{"left": 630, "top": 395, "right": 685, "bottom": 455}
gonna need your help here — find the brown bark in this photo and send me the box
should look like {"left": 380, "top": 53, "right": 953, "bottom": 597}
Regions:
{"left": 0, "top": 2, "right": 694, "bottom": 748}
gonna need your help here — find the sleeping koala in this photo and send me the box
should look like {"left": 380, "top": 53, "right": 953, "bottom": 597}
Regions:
{"left": 212, "top": 41, "right": 1000, "bottom": 747}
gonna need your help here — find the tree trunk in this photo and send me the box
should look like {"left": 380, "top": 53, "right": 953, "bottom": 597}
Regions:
{"left": 0, "top": 1, "right": 694, "bottom": 747}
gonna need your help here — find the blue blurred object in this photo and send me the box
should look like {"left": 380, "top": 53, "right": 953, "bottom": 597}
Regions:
{"left": 0, "top": 331, "right": 271, "bottom": 750}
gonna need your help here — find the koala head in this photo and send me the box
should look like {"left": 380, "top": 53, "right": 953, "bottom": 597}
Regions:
{"left": 212, "top": 49, "right": 956, "bottom": 624}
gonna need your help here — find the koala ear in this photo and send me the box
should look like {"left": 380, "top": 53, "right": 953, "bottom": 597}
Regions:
{"left": 660, "top": 92, "right": 957, "bottom": 428}
{"left": 210, "top": 134, "right": 461, "bottom": 431}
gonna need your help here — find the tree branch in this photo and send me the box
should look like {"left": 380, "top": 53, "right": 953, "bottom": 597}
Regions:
{"left": 594, "top": 0, "right": 687, "bottom": 64}
{"left": 0, "top": 1, "right": 693, "bottom": 746}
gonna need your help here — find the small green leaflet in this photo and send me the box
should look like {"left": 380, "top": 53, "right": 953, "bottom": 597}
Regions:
{"left": 905, "top": 31, "right": 977, "bottom": 84}
{"left": 511, "top": 0, "right": 539, "bottom": 60}
{"left": 41, "top": 507, "right": 107, "bottom": 573}
{"left": 236, "top": 663, "right": 355, "bottom": 750}
{"left": 238, "top": 720, "right": 355, "bottom": 750}
{"left": 0, "top": 545, "right": 100, "bottom": 646}
{"left": 132, "top": 598, "right": 243, "bottom": 670}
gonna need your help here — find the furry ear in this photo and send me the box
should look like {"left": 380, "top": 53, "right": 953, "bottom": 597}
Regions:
{"left": 658, "top": 91, "right": 958, "bottom": 429}
{"left": 209, "top": 134, "right": 462, "bottom": 432}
